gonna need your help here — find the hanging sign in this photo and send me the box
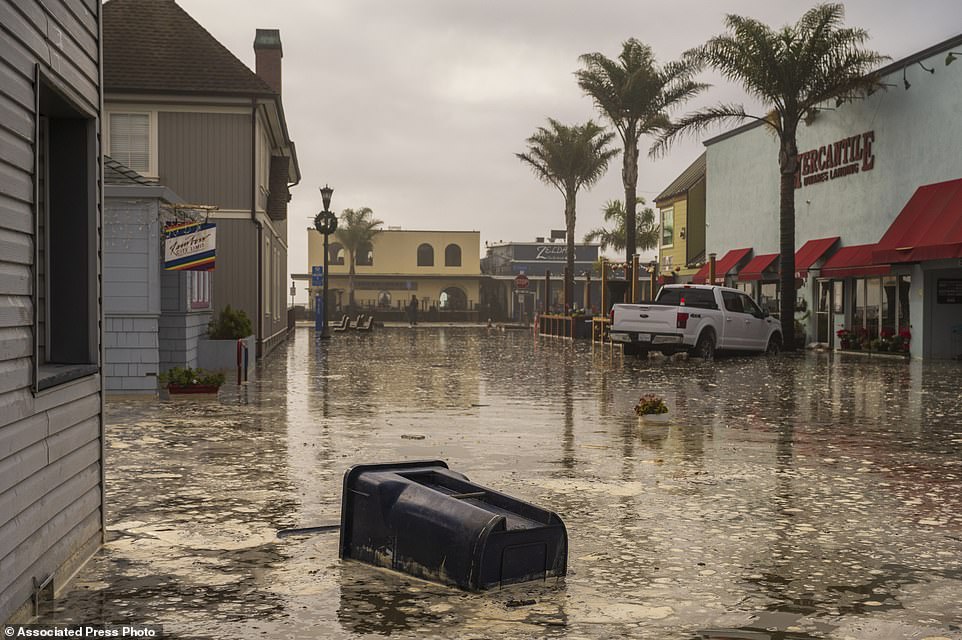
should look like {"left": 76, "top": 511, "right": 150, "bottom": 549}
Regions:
{"left": 164, "top": 222, "right": 216, "bottom": 271}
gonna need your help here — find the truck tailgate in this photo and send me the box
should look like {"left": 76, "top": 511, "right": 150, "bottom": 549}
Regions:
{"left": 614, "top": 305, "right": 677, "bottom": 333}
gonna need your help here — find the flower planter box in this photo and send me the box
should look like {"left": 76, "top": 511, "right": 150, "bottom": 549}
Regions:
{"left": 836, "top": 349, "right": 910, "bottom": 360}
{"left": 167, "top": 384, "right": 221, "bottom": 394}
{"left": 639, "top": 413, "right": 670, "bottom": 424}
{"left": 197, "top": 334, "right": 255, "bottom": 375}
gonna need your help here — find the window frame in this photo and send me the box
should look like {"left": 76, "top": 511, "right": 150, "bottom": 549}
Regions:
{"left": 444, "top": 243, "right": 462, "bottom": 267}
{"left": 417, "top": 243, "right": 434, "bottom": 267}
{"left": 660, "top": 207, "right": 674, "bottom": 248}
{"left": 33, "top": 67, "right": 100, "bottom": 393}
{"left": 105, "top": 109, "right": 158, "bottom": 178}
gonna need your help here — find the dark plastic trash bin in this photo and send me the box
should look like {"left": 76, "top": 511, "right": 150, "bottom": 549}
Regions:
{"left": 339, "top": 460, "right": 567, "bottom": 590}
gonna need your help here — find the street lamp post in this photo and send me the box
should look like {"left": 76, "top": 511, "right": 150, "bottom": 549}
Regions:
{"left": 314, "top": 185, "right": 337, "bottom": 339}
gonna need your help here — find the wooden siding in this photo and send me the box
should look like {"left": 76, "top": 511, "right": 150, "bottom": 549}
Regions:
{"left": 209, "top": 218, "right": 259, "bottom": 337}
{"left": 158, "top": 111, "right": 252, "bottom": 211}
{"left": 0, "top": 0, "right": 102, "bottom": 624}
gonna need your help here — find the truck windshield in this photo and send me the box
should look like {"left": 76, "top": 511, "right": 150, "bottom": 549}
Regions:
{"left": 656, "top": 288, "right": 718, "bottom": 309}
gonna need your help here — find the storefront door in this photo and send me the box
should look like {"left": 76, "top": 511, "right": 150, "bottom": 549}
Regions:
{"left": 816, "top": 280, "right": 832, "bottom": 345}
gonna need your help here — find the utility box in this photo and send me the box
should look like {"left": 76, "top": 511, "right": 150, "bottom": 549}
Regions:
{"left": 339, "top": 460, "right": 567, "bottom": 590}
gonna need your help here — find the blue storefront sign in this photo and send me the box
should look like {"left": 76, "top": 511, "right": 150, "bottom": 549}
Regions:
{"left": 311, "top": 265, "right": 324, "bottom": 287}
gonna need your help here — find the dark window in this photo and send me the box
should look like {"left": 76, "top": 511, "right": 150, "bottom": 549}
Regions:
{"left": 655, "top": 288, "right": 717, "bottom": 309}
{"left": 444, "top": 244, "right": 462, "bottom": 267}
{"left": 722, "top": 291, "right": 744, "bottom": 313}
{"left": 35, "top": 73, "right": 99, "bottom": 390}
{"left": 417, "top": 243, "right": 434, "bottom": 267}
{"left": 356, "top": 243, "right": 374, "bottom": 266}
{"left": 329, "top": 242, "right": 345, "bottom": 265}
{"left": 741, "top": 294, "right": 763, "bottom": 316}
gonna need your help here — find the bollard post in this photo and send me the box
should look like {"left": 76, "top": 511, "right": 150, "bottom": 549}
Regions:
{"left": 544, "top": 270, "right": 551, "bottom": 314}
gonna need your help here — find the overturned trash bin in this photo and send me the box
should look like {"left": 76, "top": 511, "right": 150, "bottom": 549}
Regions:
{"left": 339, "top": 460, "right": 567, "bottom": 590}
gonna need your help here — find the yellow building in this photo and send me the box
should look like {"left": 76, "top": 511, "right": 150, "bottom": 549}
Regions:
{"left": 306, "top": 228, "right": 482, "bottom": 315}
{"left": 655, "top": 153, "right": 706, "bottom": 284}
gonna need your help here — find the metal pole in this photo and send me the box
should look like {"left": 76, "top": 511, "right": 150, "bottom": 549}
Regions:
{"left": 631, "top": 254, "right": 640, "bottom": 303}
{"left": 600, "top": 258, "right": 607, "bottom": 316}
{"left": 544, "top": 270, "right": 551, "bottom": 314}
{"left": 708, "top": 252, "right": 717, "bottom": 286}
{"left": 321, "top": 230, "right": 331, "bottom": 339}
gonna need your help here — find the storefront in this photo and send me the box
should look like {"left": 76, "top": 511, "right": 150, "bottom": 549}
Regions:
{"left": 700, "top": 33, "right": 962, "bottom": 359}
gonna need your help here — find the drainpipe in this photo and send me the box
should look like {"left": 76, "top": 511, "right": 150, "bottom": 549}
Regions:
{"left": 252, "top": 97, "right": 262, "bottom": 357}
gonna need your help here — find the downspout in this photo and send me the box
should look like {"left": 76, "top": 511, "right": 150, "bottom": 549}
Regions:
{"left": 96, "top": 6, "right": 107, "bottom": 543}
{"left": 252, "top": 97, "right": 262, "bottom": 358}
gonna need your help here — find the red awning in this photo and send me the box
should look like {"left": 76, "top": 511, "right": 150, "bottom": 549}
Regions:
{"left": 692, "top": 248, "right": 752, "bottom": 284}
{"left": 795, "top": 237, "right": 839, "bottom": 276}
{"left": 821, "top": 243, "right": 890, "bottom": 279}
{"left": 737, "top": 253, "right": 779, "bottom": 282}
{"left": 874, "top": 178, "right": 962, "bottom": 263}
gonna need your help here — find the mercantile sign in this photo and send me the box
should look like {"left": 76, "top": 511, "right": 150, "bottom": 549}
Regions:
{"left": 795, "top": 130, "right": 876, "bottom": 189}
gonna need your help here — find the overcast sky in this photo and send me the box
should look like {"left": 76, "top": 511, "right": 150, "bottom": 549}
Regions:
{"left": 174, "top": 0, "right": 961, "bottom": 298}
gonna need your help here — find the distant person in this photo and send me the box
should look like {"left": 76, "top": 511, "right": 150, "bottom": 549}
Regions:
{"left": 407, "top": 295, "right": 418, "bottom": 327}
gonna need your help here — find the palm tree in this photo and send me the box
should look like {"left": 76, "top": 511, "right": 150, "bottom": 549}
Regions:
{"left": 654, "top": 4, "right": 885, "bottom": 349}
{"left": 584, "top": 197, "right": 659, "bottom": 254}
{"left": 576, "top": 39, "right": 705, "bottom": 289}
{"left": 334, "top": 207, "right": 383, "bottom": 311}
{"left": 517, "top": 118, "right": 618, "bottom": 309}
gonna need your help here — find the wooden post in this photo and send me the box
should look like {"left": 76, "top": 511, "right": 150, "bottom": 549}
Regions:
{"left": 544, "top": 270, "right": 551, "bottom": 313}
{"left": 563, "top": 266, "right": 570, "bottom": 313}
{"left": 600, "top": 259, "right": 607, "bottom": 316}
{"left": 584, "top": 271, "right": 591, "bottom": 312}
{"left": 631, "top": 254, "right": 640, "bottom": 303}
{"left": 708, "top": 253, "right": 717, "bottom": 285}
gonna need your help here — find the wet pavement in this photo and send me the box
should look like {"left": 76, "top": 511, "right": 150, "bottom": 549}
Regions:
{"left": 38, "top": 326, "right": 962, "bottom": 639}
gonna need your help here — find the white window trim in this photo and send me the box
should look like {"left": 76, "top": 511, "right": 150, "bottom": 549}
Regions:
{"left": 105, "top": 109, "right": 158, "bottom": 178}
{"left": 660, "top": 207, "right": 674, "bottom": 249}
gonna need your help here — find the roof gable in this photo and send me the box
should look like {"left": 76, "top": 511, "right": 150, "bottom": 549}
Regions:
{"left": 655, "top": 152, "right": 706, "bottom": 204}
{"left": 103, "top": 0, "right": 275, "bottom": 97}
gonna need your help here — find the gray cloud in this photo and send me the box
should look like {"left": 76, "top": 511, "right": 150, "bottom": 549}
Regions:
{"left": 173, "top": 0, "right": 962, "bottom": 292}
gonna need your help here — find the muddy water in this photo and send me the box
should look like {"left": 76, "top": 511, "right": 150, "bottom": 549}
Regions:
{"left": 39, "top": 327, "right": 962, "bottom": 639}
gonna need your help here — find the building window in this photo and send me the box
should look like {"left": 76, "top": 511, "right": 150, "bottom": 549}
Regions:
{"left": 35, "top": 74, "right": 99, "bottom": 391}
{"left": 445, "top": 244, "right": 462, "bottom": 267}
{"left": 417, "top": 243, "right": 434, "bottom": 267}
{"left": 189, "top": 271, "right": 210, "bottom": 309}
{"left": 356, "top": 243, "right": 374, "bottom": 266}
{"left": 661, "top": 207, "right": 674, "bottom": 247}
{"left": 108, "top": 111, "right": 152, "bottom": 174}
{"left": 377, "top": 291, "right": 392, "bottom": 307}
{"left": 329, "top": 242, "right": 346, "bottom": 265}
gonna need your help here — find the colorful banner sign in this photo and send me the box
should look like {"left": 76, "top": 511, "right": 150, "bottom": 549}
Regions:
{"left": 164, "top": 222, "right": 216, "bottom": 271}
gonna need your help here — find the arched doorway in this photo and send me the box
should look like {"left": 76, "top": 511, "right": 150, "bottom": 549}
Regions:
{"left": 439, "top": 286, "right": 467, "bottom": 311}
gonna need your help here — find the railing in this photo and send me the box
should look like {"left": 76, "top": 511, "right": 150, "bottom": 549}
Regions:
{"left": 537, "top": 314, "right": 592, "bottom": 340}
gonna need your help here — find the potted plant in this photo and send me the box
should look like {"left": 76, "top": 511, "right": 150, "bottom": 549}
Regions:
{"left": 634, "top": 394, "right": 670, "bottom": 423}
{"left": 197, "top": 305, "right": 255, "bottom": 374}
{"left": 159, "top": 366, "right": 225, "bottom": 396}
{"left": 899, "top": 327, "right": 912, "bottom": 352}
{"left": 836, "top": 328, "right": 853, "bottom": 350}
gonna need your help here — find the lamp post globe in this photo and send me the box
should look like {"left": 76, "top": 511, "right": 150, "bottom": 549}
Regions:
{"left": 315, "top": 185, "right": 336, "bottom": 339}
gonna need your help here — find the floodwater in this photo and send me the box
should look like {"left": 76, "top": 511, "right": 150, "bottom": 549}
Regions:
{"left": 38, "top": 326, "right": 962, "bottom": 639}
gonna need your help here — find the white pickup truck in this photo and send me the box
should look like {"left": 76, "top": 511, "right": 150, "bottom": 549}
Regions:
{"left": 609, "top": 284, "right": 783, "bottom": 358}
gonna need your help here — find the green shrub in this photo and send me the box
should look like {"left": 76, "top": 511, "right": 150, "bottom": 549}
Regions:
{"left": 159, "top": 367, "right": 225, "bottom": 387}
{"left": 208, "top": 305, "right": 253, "bottom": 339}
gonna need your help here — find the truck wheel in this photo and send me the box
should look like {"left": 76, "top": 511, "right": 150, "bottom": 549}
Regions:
{"left": 766, "top": 334, "right": 782, "bottom": 356}
{"left": 693, "top": 330, "right": 715, "bottom": 359}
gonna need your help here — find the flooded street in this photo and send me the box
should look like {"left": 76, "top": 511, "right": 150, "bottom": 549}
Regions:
{"left": 39, "top": 326, "right": 962, "bottom": 639}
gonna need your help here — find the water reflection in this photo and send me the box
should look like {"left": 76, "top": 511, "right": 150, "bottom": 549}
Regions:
{"left": 38, "top": 327, "right": 962, "bottom": 639}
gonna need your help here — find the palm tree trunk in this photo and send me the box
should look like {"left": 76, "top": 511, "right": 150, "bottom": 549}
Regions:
{"left": 623, "top": 141, "right": 639, "bottom": 301}
{"left": 348, "top": 250, "right": 357, "bottom": 313}
{"left": 778, "top": 133, "right": 799, "bottom": 350}
{"left": 565, "top": 193, "right": 577, "bottom": 312}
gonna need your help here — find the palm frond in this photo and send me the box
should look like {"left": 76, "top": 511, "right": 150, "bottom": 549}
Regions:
{"left": 650, "top": 104, "right": 767, "bottom": 157}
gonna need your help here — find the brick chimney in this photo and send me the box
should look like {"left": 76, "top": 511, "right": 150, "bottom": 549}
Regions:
{"left": 254, "top": 29, "right": 282, "bottom": 94}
